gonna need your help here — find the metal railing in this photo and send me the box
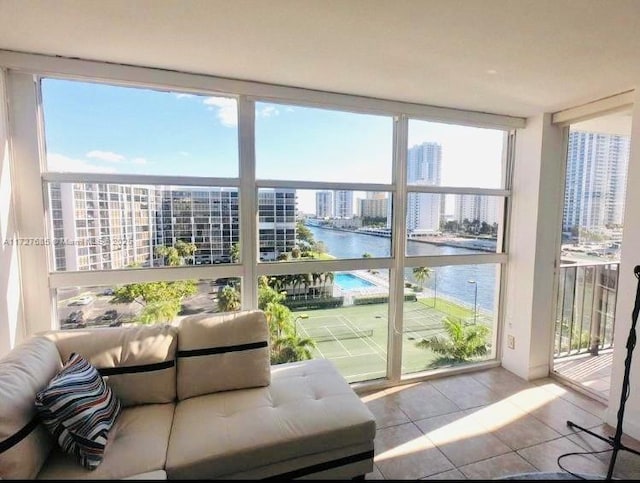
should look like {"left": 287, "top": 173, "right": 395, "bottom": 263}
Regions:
{"left": 553, "top": 260, "right": 618, "bottom": 358}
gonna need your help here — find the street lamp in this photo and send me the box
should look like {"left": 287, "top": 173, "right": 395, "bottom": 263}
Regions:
{"left": 433, "top": 270, "right": 438, "bottom": 309}
{"left": 467, "top": 280, "right": 477, "bottom": 324}
{"left": 294, "top": 313, "right": 309, "bottom": 336}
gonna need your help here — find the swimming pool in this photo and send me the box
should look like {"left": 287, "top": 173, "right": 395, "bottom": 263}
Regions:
{"left": 334, "top": 273, "right": 376, "bottom": 290}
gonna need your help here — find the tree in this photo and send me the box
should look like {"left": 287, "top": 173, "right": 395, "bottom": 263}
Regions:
{"left": 112, "top": 279, "right": 197, "bottom": 324}
{"left": 412, "top": 266, "right": 431, "bottom": 292}
{"left": 264, "top": 301, "right": 316, "bottom": 364}
{"left": 296, "top": 221, "right": 314, "bottom": 246}
{"left": 258, "top": 276, "right": 286, "bottom": 310}
{"left": 111, "top": 242, "right": 198, "bottom": 324}
{"left": 270, "top": 334, "right": 316, "bottom": 364}
{"left": 156, "top": 240, "right": 196, "bottom": 266}
{"left": 218, "top": 284, "right": 241, "bottom": 312}
{"left": 416, "top": 316, "right": 489, "bottom": 363}
{"left": 362, "top": 252, "right": 372, "bottom": 258}
{"left": 229, "top": 242, "right": 240, "bottom": 263}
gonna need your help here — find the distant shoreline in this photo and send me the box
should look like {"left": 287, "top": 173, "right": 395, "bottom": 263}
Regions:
{"left": 306, "top": 223, "right": 496, "bottom": 253}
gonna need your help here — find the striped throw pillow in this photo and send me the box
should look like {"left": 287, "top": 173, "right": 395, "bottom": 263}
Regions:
{"left": 35, "top": 352, "right": 121, "bottom": 470}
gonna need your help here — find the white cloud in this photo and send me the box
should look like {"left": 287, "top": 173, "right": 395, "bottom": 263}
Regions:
{"left": 86, "top": 150, "right": 125, "bottom": 163}
{"left": 203, "top": 97, "right": 237, "bottom": 127}
{"left": 131, "top": 157, "right": 148, "bottom": 165}
{"left": 258, "top": 105, "right": 280, "bottom": 118}
{"left": 174, "top": 93, "right": 195, "bottom": 99}
{"left": 47, "top": 153, "right": 118, "bottom": 173}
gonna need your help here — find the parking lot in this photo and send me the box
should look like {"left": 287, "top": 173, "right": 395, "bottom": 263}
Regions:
{"left": 57, "top": 280, "right": 223, "bottom": 328}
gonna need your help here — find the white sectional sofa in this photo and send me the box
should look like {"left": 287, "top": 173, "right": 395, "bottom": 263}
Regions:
{"left": 0, "top": 310, "right": 376, "bottom": 479}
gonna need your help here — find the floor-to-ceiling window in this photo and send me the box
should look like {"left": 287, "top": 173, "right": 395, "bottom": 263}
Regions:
{"left": 401, "top": 120, "right": 510, "bottom": 375}
{"left": 5, "top": 56, "right": 520, "bottom": 386}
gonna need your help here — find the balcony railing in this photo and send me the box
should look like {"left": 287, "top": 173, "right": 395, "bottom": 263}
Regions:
{"left": 553, "top": 260, "right": 618, "bottom": 358}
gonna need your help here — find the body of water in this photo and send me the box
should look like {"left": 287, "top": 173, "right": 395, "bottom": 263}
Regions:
{"left": 307, "top": 225, "right": 497, "bottom": 312}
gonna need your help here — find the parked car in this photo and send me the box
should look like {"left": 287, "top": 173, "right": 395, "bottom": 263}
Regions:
{"left": 67, "top": 310, "right": 84, "bottom": 323}
{"left": 100, "top": 309, "right": 118, "bottom": 321}
{"left": 69, "top": 295, "right": 94, "bottom": 306}
{"left": 101, "top": 288, "right": 115, "bottom": 296}
{"left": 62, "top": 310, "right": 86, "bottom": 329}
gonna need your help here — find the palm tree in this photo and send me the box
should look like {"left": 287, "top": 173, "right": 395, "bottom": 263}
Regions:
{"left": 270, "top": 334, "right": 316, "bottom": 364}
{"left": 416, "top": 316, "right": 489, "bottom": 362}
{"left": 217, "top": 285, "right": 241, "bottom": 312}
{"left": 412, "top": 266, "right": 432, "bottom": 292}
{"left": 264, "top": 301, "right": 317, "bottom": 364}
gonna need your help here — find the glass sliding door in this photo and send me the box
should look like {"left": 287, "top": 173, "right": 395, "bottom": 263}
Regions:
{"left": 552, "top": 109, "right": 632, "bottom": 402}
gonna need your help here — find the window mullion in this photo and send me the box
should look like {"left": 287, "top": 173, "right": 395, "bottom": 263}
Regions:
{"left": 388, "top": 115, "right": 408, "bottom": 383}
{"left": 238, "top": 96, "right": 257, "bottom": 309}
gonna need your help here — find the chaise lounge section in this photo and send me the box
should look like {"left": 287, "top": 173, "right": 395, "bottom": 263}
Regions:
{"left": 0, "top": 310, "right": 376, "bottom": 479}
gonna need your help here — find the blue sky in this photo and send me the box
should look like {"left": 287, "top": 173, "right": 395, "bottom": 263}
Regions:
{"left": 42, "top": 78, "right": 504, "bottom": 213}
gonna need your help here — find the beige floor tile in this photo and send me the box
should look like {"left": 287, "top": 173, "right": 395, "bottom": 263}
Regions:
{"left": 506, "top": 384, "right": 563, "bottom": 413}
{"left": 593, "top": 448, "right": 640, "bottom": 480}
{"left": 462, "top": 399, "right": 562, "bottom": 450}
{"left": 364, "top": 464, "right": 385, "bottom": 480}
{"left": 517, "top": 436, "right": 608, "bottom": 476}
{"left": 374, "top": 422, "right": 454, "bottom": 479}
{"left": 421, "top": 468, "right": 467, "bottom": 479}
{"left": 382, "top": 381, "right": 460, "bottom": 421}
{"left": 567, "top": 423, "right": 640, "bottom": 454}
{"left": 430, "top": 373, "right": 502, "bottom": 410}
{"left": 361, "top": 390, "right": 411, "bottom": 429}
{"left": 471, "top": 367, "right": 537, "bottom": 398}
{"left": 528, "top": 397, "right": 603, "bottom": 436}
{"left": 458, "top": 452, "right": 538, "bottom": 479}
{"left": 534, "top": 377, "right": 607, "bottom": 418}
{"left": 415, "top": 410, "right": 512, "bottom": 467}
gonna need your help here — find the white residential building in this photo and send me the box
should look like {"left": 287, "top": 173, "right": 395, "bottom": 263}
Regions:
{"left": 315, "top": 190, "right": 333, "bottom": 218}
{"left": 406, "top": 142, "right": 442, "bottom": 234}
{"left": 563, "top": 131, "right": 630, "bottom": 233}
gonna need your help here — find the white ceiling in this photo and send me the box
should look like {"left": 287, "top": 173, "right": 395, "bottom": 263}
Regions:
{"left": 1, "top": 0, "right": 640, "bottom": 118}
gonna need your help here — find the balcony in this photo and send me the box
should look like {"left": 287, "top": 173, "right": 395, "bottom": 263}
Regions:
{"left": 552, "top": 260, "right": 618, "bottom": 403}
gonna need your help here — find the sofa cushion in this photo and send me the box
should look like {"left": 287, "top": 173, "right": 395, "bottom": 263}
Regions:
{"left": 0, "top": 336, "right": 62, "bottom": 479}
{"left": 166, "top": 358, "right": 376, "bottom": 479}
{"left": 44, "top": 324, "right": 178, "bottom": 407}
{"left": 176, "top": 310, "right": 270, "bottom": 400}
{"left": 35, "top": 353, "right": 121, "bottom": 470}
{"left": 37, "top": 403, "right": 175, "bottom": 480}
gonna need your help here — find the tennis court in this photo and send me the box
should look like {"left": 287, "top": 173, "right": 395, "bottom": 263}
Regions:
{"left": 295, "top": 301, "right": 451, "bottom": 382}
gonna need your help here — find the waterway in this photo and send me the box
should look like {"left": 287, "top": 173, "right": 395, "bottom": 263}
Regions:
{"left": 307, "top": 225, "right": 497, "bottom": 312}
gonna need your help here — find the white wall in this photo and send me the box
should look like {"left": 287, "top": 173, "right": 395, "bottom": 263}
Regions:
{"left": 0, "top": 70, "right": 25, "bottom": 357}
{"left": 502, "top": 113, "right": 565, "bottom": 380}
{"left": 606, "top": 93, "right": 640, "bottom": 439}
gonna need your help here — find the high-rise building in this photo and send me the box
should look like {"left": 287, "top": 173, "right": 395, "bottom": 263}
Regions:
{"left": 51, "top": 182, "right": 155, "bottom": 271}
{"left": 155, "top": 187, "right": 239, "bottom": 265}
{"left": 257, "top": 188, "right": 297, "bottom": 261}
{"left": 406, "top": 142, "right": 442, "bottom": 234}
{"left": 51, "top": 185, "right": 297, "bottom": 269}
{"left": 454, "top": 195, "right": 500, "bottom": 226}
{"left": 334, "top": 190, "right": 353, "bottom": 218}
{"left": 359, "top": 197, "right": 388, "bottom": 220}
{"left": 315, "top": 190, "right": 333, "bottom": 218}
{"left": 563, "top": 131, "right": 630, "bottom": 233}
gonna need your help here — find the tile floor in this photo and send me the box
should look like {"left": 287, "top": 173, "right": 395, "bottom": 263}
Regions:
{"left": 359, "top": 367, "right": 640, "bottom": 480}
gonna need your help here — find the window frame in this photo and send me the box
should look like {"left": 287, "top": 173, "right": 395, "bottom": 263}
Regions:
{"left": 2, "top": 50, "right": 520, "bottom": 388}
